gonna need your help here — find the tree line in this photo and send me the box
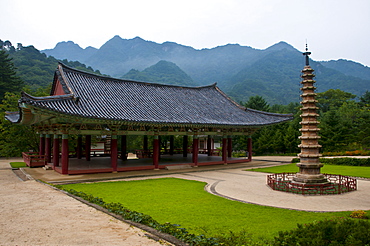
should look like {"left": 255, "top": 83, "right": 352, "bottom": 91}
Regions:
{"left": 236, "top": 91, "right": 370, "bottom": 155}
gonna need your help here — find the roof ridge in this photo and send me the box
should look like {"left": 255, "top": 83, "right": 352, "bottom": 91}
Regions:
{"left": 20, "top": 91, "right": 74, "bottom": 101}
{"left": 57, "top": 62, "right": 217, "bottom": 89}
{"left": 57, "top": 63, "right": 75, "bottom": 95}
{"left": 215, "top": 86, "right": 246, "bottom": 110}
{"left": 245, "top": 107, "right": 293, "bottom": 117}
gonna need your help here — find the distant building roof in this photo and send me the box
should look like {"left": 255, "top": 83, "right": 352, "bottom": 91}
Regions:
{"left": 7, "top": 63, "right": 292, "bottom": 128}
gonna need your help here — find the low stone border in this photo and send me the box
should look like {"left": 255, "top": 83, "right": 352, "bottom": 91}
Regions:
{"left": 12, "top": 168, "right": 33, "bottom": 181}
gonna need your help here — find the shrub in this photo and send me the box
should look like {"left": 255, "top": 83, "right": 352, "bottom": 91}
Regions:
{"left": 214, "top": 230, "right": 267, "bottom": 246}
{"left": 350, "top": 210, "right": 368, "bottom": 219}
{"left": 273, "top": 218, "right": 370, "bottom": 246}
{"left": 321, "top": 158, "right": 370, "bottom": 166}
{"left": 232, "top": 150, "right": 247, "bottom": 157}
{"left": 323, "top": 150, "right": 370, "bottom": 156}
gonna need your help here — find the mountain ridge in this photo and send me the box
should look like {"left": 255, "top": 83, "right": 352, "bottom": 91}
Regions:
{"left": 42, "top": 36, "right": 370, "bottom": 104}
{"left": 122, "top": 60, "right": 197, "bottom": 86}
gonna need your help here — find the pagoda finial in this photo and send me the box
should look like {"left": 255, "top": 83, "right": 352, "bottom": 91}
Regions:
{"left": 303, "top": 42, "right": 311, "bottom": 66}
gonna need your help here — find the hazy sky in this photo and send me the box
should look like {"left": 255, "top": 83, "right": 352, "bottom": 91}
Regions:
{"left": 1, "top": 0, "right": 370, "bottom": 66}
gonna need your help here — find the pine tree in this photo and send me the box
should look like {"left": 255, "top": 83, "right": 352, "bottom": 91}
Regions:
{"left": 319, "top": 110, "right": 348, "bottom": 152}
{"left": 0, "top": 49, "right": 23, "bottom": 100}
{"left": 244, "top": 95, "right": 270, "bottom": 112}
{"left": 359, "top": 90, "right": 370, "bottom": 107}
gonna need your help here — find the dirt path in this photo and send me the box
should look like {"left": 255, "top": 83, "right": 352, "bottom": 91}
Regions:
{"left": 0, "top": 159, "right": 166, "bottom": 246}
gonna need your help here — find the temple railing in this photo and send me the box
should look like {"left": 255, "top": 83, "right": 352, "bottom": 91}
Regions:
{"left": 22, "top": 152, "right": 46, "bottom": 167}
{"left": 267, "top": 172, "right": 357, "bottom": 195}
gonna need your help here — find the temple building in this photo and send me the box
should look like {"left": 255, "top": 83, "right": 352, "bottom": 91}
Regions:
{"left": 6, "top": 63, "right": 292, "bottom": 174}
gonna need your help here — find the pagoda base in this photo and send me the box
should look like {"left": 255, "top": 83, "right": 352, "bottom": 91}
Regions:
{"left": 293, "top": 173, "right": 328, "bottom": 184}
{"left": 267, "top": 173, "right": 357, "bottom": 195}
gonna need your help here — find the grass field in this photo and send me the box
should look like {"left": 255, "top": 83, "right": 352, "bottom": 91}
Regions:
{"left": 247, "top": 163, "right": 370, "bottom": 179}
{"left": 9, "top": 162, "right": 27, "bottom": 168}
{"left": 62, "top": 178, "right": 352, "bottom": 240}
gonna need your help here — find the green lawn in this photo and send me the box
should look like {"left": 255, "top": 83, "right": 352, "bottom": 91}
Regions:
{"left": 247, "top": 163, "right": 370, "bottom": 179}
{"left": 62, "top": 178, "right": 352, "bottom": 240}
{"left": 9, "top": 162, "right": 27, "bottom": 168}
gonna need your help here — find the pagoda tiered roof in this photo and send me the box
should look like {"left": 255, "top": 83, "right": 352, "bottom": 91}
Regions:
{"left": 7, "top": 63, "right": 292, "bottom": 128}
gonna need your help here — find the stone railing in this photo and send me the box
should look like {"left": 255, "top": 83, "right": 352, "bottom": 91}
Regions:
{"left": 267, "top": 172, "right": 357, "bottom": 195}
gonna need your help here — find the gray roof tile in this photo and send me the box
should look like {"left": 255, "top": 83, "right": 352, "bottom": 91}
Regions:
{"left": 17, "top": 63, "right": 292, "bottom": 127}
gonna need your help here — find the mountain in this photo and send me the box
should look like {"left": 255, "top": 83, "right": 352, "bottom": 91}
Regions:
{"left": 42, "top": 36, "right": 370, "bottom": 104}
{"left": 1, "top": 40, "right": 102, "bottom": 92}
{"left": 42, "top": 37, "right": 304, "bottom": 88}
{"left": 224, "top": 49, "right": 370, "bottom": 105}
{"left": 42, "top": 41, "right": 97, "bottom": 64}
{"left": 319, "top": 59, "right": 370, "bottom": 81}
{"left": 42, "top": 35, "right": 263, "bottom": 81}
{"left": 8, "top": 45, "right": 58, "bottom": 90}
{"left": 122, "top": 60, "right": 197, "bottom": 86}
{"left": 223, "top": 49, "right": 303, "bottom": 105}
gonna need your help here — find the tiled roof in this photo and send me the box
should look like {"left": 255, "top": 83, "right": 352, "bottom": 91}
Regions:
{"left": 12, "top": 63, "right": 293, "bottom": 127}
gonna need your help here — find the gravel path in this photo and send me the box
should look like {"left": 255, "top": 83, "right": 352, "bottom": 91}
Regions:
{"left": 0, "top": 158, "right": 167, "bottom": 246}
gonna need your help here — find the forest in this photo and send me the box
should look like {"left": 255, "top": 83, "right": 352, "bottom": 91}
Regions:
{"left": 1, "top": 40, "right": 369, "bottom": 157}
{"left": 235, "top": 91, "right": 370, "bottom": 156}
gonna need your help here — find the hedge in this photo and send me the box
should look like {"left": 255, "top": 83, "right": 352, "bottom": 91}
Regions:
{"left": 273, "top": 218, "right": 370, "bottom": 246}
{"left": 292, "top": 157, "right": 370, "bottom": 166}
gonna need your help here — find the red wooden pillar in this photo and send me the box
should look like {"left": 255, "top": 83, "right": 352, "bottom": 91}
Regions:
{"left": 61, "top": 134, "right": 69, "bottom": 175}
{"left": 207, "top": 135, "right": 212, "bottom": 156}
{"left": 227, "top": 137, "right": 232, "bottom": 158}
{"left": 247, "top": 136, "right": 252, "bottom": 161}
{"left": 153, "top": 135, "right": 159, "bottom": 169}
{"left": 183, "top": 135, "right": 188, "bottom": 157}
{"left": 76, "top": 135, "right": 82, "bottom": 159}
{"left": 169, "top": 135, "right": 174, "bottom": 155}
{"left": 53, "top": 134, "right": 59, "bottom": 168}
{"left": 222, "top": 137, "right": 228, "bottom": 164}
{"left": 45, "top": 134, "right": 52, "bottom": 163}
{"left": 85, "top": 135, "right": 91, "bottom": 161}
{"left": 192, "top": 136, "right": 199, "bottom": 166}
{"left": 39, "top": 134, "right": 45, "bottom": 155}
{"left": 121, "top": 135, "right": 127, "bottom": 161}
{"left": 111, "top": 135, "right": 118, "bottom": 172}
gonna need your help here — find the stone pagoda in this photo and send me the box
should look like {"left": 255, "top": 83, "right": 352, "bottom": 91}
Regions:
{"left": 293, "top": 46, "right": 327, "bottom": 184}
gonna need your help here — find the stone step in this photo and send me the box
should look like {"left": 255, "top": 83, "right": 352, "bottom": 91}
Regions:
{"left": 165, "top": 165, "right": 192, "bottom": 170}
